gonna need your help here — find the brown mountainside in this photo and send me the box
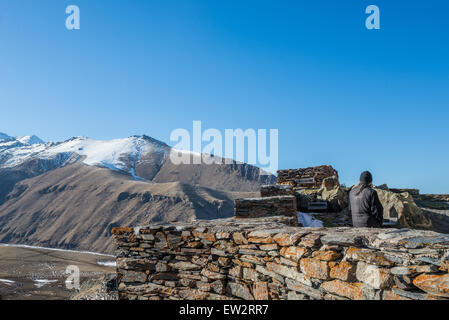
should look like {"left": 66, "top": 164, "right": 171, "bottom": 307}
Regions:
{"left": 0, "top": 163, "right": 258, "bottom": 253}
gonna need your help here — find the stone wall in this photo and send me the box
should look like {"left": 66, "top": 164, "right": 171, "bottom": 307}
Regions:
{"left": 112, "top": 216, "right": 449, "bottom": 300}
{"left": 260, "top": 185, "right": 294, "bottom": 197}
{"left": 234, "top": 196, "right": 297, "bottom": 220}
{"left": 419, "top": 194, "right": 449, "bottom": 202}
{"left": 277, "top": 165, "right": 338, "bottom": 188}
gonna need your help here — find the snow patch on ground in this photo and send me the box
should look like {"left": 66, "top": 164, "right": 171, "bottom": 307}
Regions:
{"left": 33, "top": 279, "right": 58, "bottom": 288}
{"left": 97, "top": 261, "right": 116, "bottom": 267}
{"left": 0, "top": 278, "right": 15, "bottom": 285}
{"left": 297, "top": 212, "right": 324, "bottom": 227}
{"left": 0, "top": 243, "right": 114, "bottom": 257}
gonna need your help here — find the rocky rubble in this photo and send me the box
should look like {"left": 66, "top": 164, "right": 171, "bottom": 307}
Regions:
{"left": 375, "top": 187, "right": 433, "bottom": 229}
{"left": 70, "top": 274, "right": 119, "bottom": 300}
{"left": 112, "top": 216, "right": 449, "bottom": 300}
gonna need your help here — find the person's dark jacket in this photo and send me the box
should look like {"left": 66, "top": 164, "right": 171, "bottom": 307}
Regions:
{"left": 349, "top": 183, "right": 383, "bottom": 227}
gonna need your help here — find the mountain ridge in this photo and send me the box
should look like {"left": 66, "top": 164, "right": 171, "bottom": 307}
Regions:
{"left": 0, "top": 131, "right": 274, "bottom": 253}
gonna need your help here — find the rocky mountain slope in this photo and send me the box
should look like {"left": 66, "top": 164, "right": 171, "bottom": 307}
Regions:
{"left": 0, "top": 133, "right": 274, "bottom": 193}
{"left": 0, "top": 133, "right": 273, "bottom": 253}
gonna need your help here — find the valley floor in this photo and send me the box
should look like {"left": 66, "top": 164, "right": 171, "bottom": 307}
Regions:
{"left": 0, "top": 244, "right": 115, "bottom": 300}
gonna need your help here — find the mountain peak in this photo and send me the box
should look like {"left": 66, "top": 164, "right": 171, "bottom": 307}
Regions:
{"left": 17, "top": 135, "right": 45, "bottom": 145}
{"left": 0, "top": 132, "right": 14, "bottom": 141}
{"left": 139, "top": 134, "right": 169, "bottom": 148}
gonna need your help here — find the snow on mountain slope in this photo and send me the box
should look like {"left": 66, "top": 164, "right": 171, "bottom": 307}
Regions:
{"left": 0, "top": 132, "right": 275, "bottom": 191}
{"left": 0, "top": 134, "right": 169, "bottom": 179}
{"left": 42, "top": 136, "right": 168, "bottom": 174}
{"left": 17, "top": 135, "right": 45, "bottom": 145}
{"left": 0, "top": 132, "right": 14, "bottom": 141}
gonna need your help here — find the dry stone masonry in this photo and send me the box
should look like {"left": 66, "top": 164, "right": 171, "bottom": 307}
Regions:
{"left": 112, "top": 165, "right": 449, "bottom": 300}
{"left": 234, "top": 196, "right": 297, "bottom": 220}
{"left": 276, "top": 165, "right": 339, "bottom": 188}
{"left": 112, "top": 216, "right": 449, "bottom": 300}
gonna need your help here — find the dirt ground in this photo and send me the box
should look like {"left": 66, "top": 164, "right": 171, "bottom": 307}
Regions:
{"left": 0, "top": 244, "right": 115, "bottom": 300}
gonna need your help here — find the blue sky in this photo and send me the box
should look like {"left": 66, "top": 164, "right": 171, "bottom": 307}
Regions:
{"left": 0, "top": 1, "right": 448, "bottom": 193}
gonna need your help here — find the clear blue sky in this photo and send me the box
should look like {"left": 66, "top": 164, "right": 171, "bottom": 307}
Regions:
{"left": 0, "top": 1, "right": 448, "bottom": 193}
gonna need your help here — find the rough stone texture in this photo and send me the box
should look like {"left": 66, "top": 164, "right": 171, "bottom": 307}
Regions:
{"left": 260, "top": 185, "right": 294, "bottom": 197}
{"left": 299, "top": 258, "right": 330, "bottom": 280}
{"left": 320, "top": 280, "right": 364, "bottom": 300}
{"left": 375, "top": 187, "right": 433, "bottom": 229}
{"left": 413, "top": 274, "right": 449, "bottom": 298}
{"left": 319, "top": 178, "right": 348, "bottom": 213}
{"left": 329, "top": 261, "right": 356, "bottom": 282}
{"left": 355, "top": 261, "right": 393, "bottom": 289}
{"left": 276, "top": 165, "right": 339, "bottom": 188}
{"left": 234, "top": 196, "right": 298, "bottom": 220}
{"left": 70, "top": 274, "right": 119, "bottom": 300}
{"left": 113, "top": 216, "right": 449, "bottom": 300}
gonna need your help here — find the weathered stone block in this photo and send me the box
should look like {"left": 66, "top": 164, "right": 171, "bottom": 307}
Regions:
{"left": 255, "top": 265, "right": 285, "bottom": 284}
{"left": 287, "top": 291, "right": 307, "bottom": 300}
{"left": 320, "top": 280, "right": 364, "bottom": 300}
{"left": 232, "top": 232, "right": 248, "bottom": 245}
{"left": 298, "top": 233, "right": 322, "bottom": 248}
{"left": 154, "top": 232, "right": 168, "bottom": 249}
{"left": 277, "top": 257, "right": 297, "bottom": 267}
{"left": 120, "top": 270, "right": 148, "bottom": 283}
{"left": 312, "top": 250, "right": 342, "bottom": 261}
{"left": 355, "top": 261, "right": 393, "bottom": 289}
{"left": 226, "top": 282, "right": 254, "bottom": 300}
{"left": 259, "top": 243, "right": 279, "bottom": 251}
{"left": 299, "top": 258, "right": 330, "bottom": 280}
{"left": 117, "top": 258, "right": 156, "bottom": 271}
{"left": 216, "top": 232, "right": 231, "bottom": 240}
{"left": 413, "top": 273, "right": 449, "bottom": 298}
{"left": 168, "top": 261, "right": 201, "bottom": 271}
{"left": 390, "top": 265, "right": 439, "bottom": 276}
{"left": 266, "top": 262, "right": 306, "bottom": 283}
{"left": 329, "top": 261, "right": 356, "bottom": 282}
{"left": 253, "top": 282, "right": 269, "bottom": 300}
{"left": 243, "top": 267, "right": 261, "bottom": 282}
{"left": 179, "top": 278, "right": 196, "bottom": 288}
{"left": 197, "top": 282, "right": 212, "bottom": 292}
{"left": 211, "top": 280, "right": 226, "bottom": 295}
{"left": 280, "top": 246, "right": 308, "bottom": 262}
{"left": 229, "top": 265, "right": 243, "bottom": 278}
{"left": 201, "top": 269, "right": 226, "bottom": 280}
{"left": 240, "top": 255, "right": 265, "bottom": 265}
{"left": 273, "top": 232, "right": 307, "bottom": 246}
{"left": 284, "top": 278, "right": 322, "bottom": 299}
{"left": 192, "top": 231, "right": 216, "bottom": 242}
{"left": 382, "top": 290, "right": 412, "bottom": 300}
{"left": 112, "top": 227, "right": 133, "bottom": 235}
{"left": 345, "top": 247, "right": 395, "bottom": 266}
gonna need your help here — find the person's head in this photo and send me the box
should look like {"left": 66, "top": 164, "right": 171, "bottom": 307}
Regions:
{"left": 360, "top": 171, "right": 373, "bottom": 185}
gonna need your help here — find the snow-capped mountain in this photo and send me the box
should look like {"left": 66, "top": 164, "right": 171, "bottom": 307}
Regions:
{"left": 0, "top": 132, "right": 274, "bottom": 190}
{"left": 0, "top": 132, "right": 275, "bottom": 253}
{"left": 0, "top": 132, "right": 14, "bottom": 141}
{"left": 0, "top": 134, "right": 170, "bottom": 179}
{"left": 16, "top": 135, "right": 45, "bottom": 145}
